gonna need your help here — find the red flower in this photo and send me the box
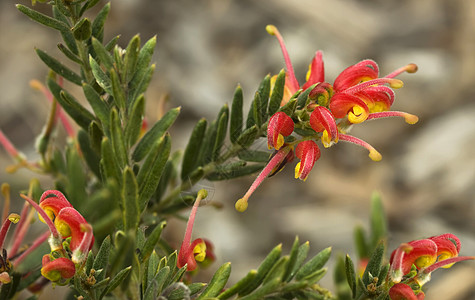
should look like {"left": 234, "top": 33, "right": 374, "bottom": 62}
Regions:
{"left": 54, "top": 207, "right": 94, "bottom": 253}
{"left": 389, "top": 283, "right": 425, "bottom": 300}
{"left": 41, "top": 255, "right": 75, "bottom": 283}
{"left": 294, "top": 141, "right": 320, "bottom": 181}
{"left": 267, "top": 112, "right": 294, "bottom": 150}
{"left": 309, "top": 106, "right": 338, "bottom": 148}
{"left": 38, "top": 190, "right": 73, "bottom": 223}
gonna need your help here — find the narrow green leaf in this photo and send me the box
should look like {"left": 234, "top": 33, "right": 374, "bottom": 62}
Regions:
{"left": 168, "top": 283, "right": 206, "bottom": 300}
{"left": 16, "top": 4, "right": 70, "bottom": 32}
{"left": 207, "top": 163, "right": 265, "bottom": 181}
{"left": 91, "top": 37, "right": 114, "bottom": 70}
{"left": 239, "top": 278, "right": 281, "bottom": 300}
{"left": 239, "top": 244, "right": 282, "bottom": 296}
{"left": 277, "top": 97, "right": 297, "bottom": 116}
{"left": 124, "top": 35, "right": 141, "bottom": 83}
{"left": 72, "top": 18, "right": 92, "bottom": 41}
{"left": 154, "top": 266, "right": 170, "bottom": 294}
{"left": 218, "top": 270, "right": 257, "bottom": 300}
{"left": 57, "top": 43, "right": 82, "bottom": 64}
{"left": 141, "top": 221, "right": 167, "bottom": 262}
{"left": 296, "top": 84, "right": 317, "bottom": 109}
{"left": 92, "top": 236, "right": 111, "bottom": 282}
{"left": 212, "top": 104, "right": 229, "bottom": 161}
{"left": 377, "top": 263, "right": 389, "bottom": 287}
{"left": 136, "top": 135, "right": 171, "bottom": 210}
{"left": 105, "top": 35, "right": 120, "bottom": 52}
{"left": 110, "top": 68, "right": 126, "bottom": 110}
{"left": 144, "top": 251, "right": 159, "bottom": 294}
{"left": 301, "top": 268, "right": 327, "bottom": 284}
{"left": 125, "top": 94, "right": 145, "bottom": 147}
{"left": 238, "top": 150, "right": 270, "bottom": 163}
{"left": 230, "top": 85, "right": 243, "bottom": 143}
{"left": 245, "top": 98, "right": 255, "bottom": 129}
{"left": 100, "top": 137, "right": 121, "bottom": 184}
{"left": 296, "top": 247, "right": 332, "bottom": 280}
{"left": 89, "top": 55, "right": 112, "bottom": 94}
{"left": 197, "top": 262, "right": 231, "bottom": 299}
{"left": 128, "top": 65, "right": 155, "bottom": 109}
{"left": 283, "top": 236, "right": 301, "bottom": 282}
{"left": 82, "top": 83, "right": 110, "bottom": 128}
{"left": 198, "top": 119, "right": 217, "bottom": 165}
{"left": 36, "top": 49, "right": 83, "bottom": 85}
{"left": 53, "top": 0, "right": 71, "bottom": 18}
{"left": 252, "top": 94, "right": 262, "bottom": 128}
{"left": 89, "top": 121, "right": 104, "bottom": 154}
{"left": 78, "top": 129, "right": 101, "bottom": 178}
{"left": 263, "top": 255, "right": 289, "bottom": 284}
{"left": 268, "top": 69, "right": 286, "bottom": 115}
{"left": 256, "top": 74, "right": 271, "bottom": 123}
{"left": 99, "top": 266, "right": 131, "bottom": 299}
{"left": 91, "top": 2, "right": 110, "bottom": 42}
{"left": 52, "top": 6, "right": 78, "bottom": 55}
{"left": 109, "top": 108, "right": 128, "bottom": 168}
{"left": 85, "top": 0, "right": 102, "bottom": 10}
{"left": 122, "top": 167, "right": 140, "bottom": 232}
{"left": 47, "top": 78, "right": 93, "bottom": 130}
{"left": 133, "top": 107, "right": 180, "bottom": 162}
{"left": 354, "top": 225, "right": 369, "bottom": 260}
{"left": 362, "top": 242, "right": 385, "bottom": 286}
{"left": 370, "top": 191, "right": 387, "bottom": 249}
{"left": 345, "top": 255, "right": 357, "bottom": 298}
{"left": 130, "top": 35, "right": 157, "bottom": 85}
{"left": 236, "top": 125, "right": 258, "bottom": 148}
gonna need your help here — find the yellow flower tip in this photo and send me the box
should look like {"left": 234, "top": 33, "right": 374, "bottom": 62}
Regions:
{"left": 294, "top": 162, "right": 301, "bottom": 179}
{"left": 235, "top": 198, "right": 248, "bottom": 212}
{"left": 29, "top": 79, "right": 44, "bottom": 91}
{"left": 369, "top": 150, "right": 382, "bottom": 162}
{"left": 56, "top": 221, "right": 71, "bottom": 237}
{"left": 404, "top": 114, "right": 419, "bottom": 124}
{"left": 197, "top": 189, "right": 208, "bottom": 200}
{"left": 406, "top": 63, "right": 418, "bottom": 73}
{"left": 348, "top": 106, "right": 368, "bottom": 124}
{"left": 266, "top": 24, "right": 277, "bottom": 36}
{"left": 7, "top": 213, "right": 20, "bottom": 224}
{"left": 389, "top": 78, "right": 404, "bottom": 89}
{"left": 275, "top": 134, "right": 285, "bottom": 150}
{"left": 193, "top": 242, "right": 207, "bottom": 262}
{"left": 415, "top": 255, "right": 436, "bottom": 269}
{"left": 1, "top": 183, "right": 10, "bottom": 196}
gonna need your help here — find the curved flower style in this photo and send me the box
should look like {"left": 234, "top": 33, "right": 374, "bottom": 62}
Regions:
{"left": 177, "top": 190, "right": 215, "bottom": 271}
{"left": 389, "top": 283, "right": 425, "bottom": 300}
{"left": 389, "top": 233, "right": 475, "bottom": 288}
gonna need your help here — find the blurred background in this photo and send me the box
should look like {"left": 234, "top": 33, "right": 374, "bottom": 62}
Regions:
{"left": 1, "top": 0, "right": 475, "bottom": 299}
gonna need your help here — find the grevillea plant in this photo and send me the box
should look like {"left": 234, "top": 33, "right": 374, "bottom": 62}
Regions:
{"left": 0, "top": 1, "right": 472, "bottom": 299}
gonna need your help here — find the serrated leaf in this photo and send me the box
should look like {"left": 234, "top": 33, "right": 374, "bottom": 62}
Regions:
{"left": 17, "top": 4, "right": 70, "bottom": 32}
{"left": 37, "top": 49, "right": 83, "bottom": 85}
{"left": 295, "top": 247, "right": 331, "bottom": 280}
{"left": 91, "top": 37, "right": 114, "bottom": 70}
{"left": 91, "top": 2, "right": 110, "bottom": 42}
{"left": 230, "top": 85, "right": 243, "bottom": 143}
{"left": 132, "top": 107, "right": 180, "bottom": 162}
{"left": 89, "top": 55, "right": 112, "bottom": 94}
{"left": 99, "top": 266, "right": 131, "bottom": 299}
{"left": 217, "top": 270, "right": 257, "bottom": 300}
{"left": 212, "top": 104, "right": 229, "bottom": 161}
{"left": 268, "top": 69, "right": 286, "bottom": 115}
{"left": 82, "top": 82, "right": 110, "bottom": 128}
{"left": 239, "top": 244, "right": 282, "bottom": 296}
{"left": 122, "top": 167, "right": 139, "bottom": 232}
{"left": 141, "top": 221, "right": 167, "bottom": 262}
{"left": 197, "top": 262, "right": 231, "bottom": 299}
{"left": 181, "top": 119, "right": 208, "bottom": 181}
{"left": 136, "top": 134, "right": 171, "bottom": 210}
{"left": 362, "top": 242, "right": 385, "bottom": 286}
{"left": 236, "top": 125, "right": 258, "bottom": 148}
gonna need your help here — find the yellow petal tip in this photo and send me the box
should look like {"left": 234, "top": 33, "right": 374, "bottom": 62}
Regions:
{"left": 235, "top": 198, "right": 248, "bottom": 212}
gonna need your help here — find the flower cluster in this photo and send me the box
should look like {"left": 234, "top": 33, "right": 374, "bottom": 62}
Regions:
{"left": 177, "top": 190, "right": 215, "bottom": 272}
{"left": 235, "top": 25, "right": 418, "bottom": 212}
{"left": 22, "top": 190, "right": 94, "bottom": 284}
{"left": 388, "top": 234, "right": 474, "bottom": 299}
